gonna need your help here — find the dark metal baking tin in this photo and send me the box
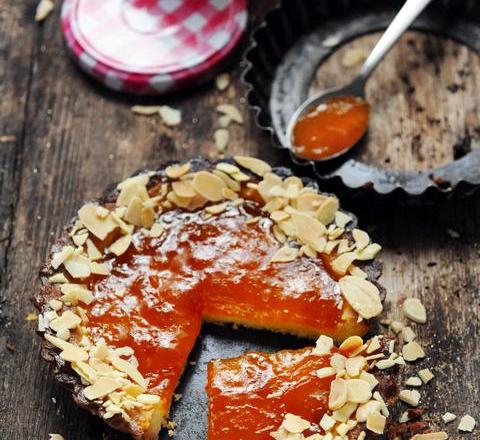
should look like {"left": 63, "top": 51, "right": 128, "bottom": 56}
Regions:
{"left": 242, "top": 0, "right": 480, "bottom": 201}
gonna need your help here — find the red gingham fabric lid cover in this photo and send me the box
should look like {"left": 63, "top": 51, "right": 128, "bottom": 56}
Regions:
{"left": 61, "top": 0, "right": 247, "bottom": 94}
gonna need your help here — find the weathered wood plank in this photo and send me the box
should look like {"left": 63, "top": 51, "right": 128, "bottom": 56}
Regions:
{"left": 1, "top": 1, "right": 479, "bottom": 439}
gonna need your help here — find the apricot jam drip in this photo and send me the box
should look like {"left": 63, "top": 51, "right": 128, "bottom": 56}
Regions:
{"left": 82, "top": 201, "right": 352, "bottom": 413}
{"left": 207, "top": 347, "right": 338, "bottom": 439}
{"left": 292, "top": 95, "right": 369, "bottom": 161}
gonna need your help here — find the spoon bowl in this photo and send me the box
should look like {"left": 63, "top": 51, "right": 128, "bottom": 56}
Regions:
{"left": 286, "top": 0, "right": 433, "bottom": 162}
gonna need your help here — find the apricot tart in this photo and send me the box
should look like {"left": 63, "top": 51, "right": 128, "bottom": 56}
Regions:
{"left": 207, "top": 335, "right": 399, "bottom": 440}
{"left": 35, "top": 157, "right": 384, "bottom": 439}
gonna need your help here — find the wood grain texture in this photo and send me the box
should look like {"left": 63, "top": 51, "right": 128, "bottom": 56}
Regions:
{"left": 0, "top": 1, "right": 478, "bottom": 439}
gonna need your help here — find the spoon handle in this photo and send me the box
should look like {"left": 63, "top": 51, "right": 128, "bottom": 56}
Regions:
{"left": 359, "top": 0, "right": 433, "bottom": 81}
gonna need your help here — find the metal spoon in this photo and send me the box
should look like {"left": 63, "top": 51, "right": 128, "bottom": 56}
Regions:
{"left": 285, "top": 0, "right": 433, "bottom": 161}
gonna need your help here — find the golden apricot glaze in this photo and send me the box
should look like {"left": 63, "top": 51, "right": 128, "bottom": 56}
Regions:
{"left": 80, "top": 195, "right": 364, "bottom": 420}
{"left": 207, "top": 347, "right": 337, "bottom": 439}
{"left": 293, "top": 96, "right": 370, "bottom": 161}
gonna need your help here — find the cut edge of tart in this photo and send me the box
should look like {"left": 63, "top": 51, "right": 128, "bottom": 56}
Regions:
{"left": 34, "top": 157, "right": 385, "bottom": 439}
{"left": 207, "top": 334, "right": 400, "bottom": 440}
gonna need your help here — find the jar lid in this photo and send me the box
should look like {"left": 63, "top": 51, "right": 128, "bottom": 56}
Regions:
{"left": 61, "top": 0, "right": 247, "bottom": 94}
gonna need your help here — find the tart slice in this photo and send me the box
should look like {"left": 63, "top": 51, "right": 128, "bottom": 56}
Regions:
{"left": 35, "top": 157, "right": 384, "bottom": 439}
{"left": 207, "top": 335, "right": 399, "bottom": 440}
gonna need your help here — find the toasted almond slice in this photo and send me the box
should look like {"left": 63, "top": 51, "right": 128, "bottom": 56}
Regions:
{"left": 418, "top": 368, "right": 434, "bottom": 384}
{"left": 458, "top": 415, "right": 476, "bottom": 432}
{"left": 159, "top": 105, "right": 181, "bottom": 126}
{"left": 216, "top": 104, "right": 244, "bottom": 124}
{"left": 193, "top": 171, "right": 226, "bottom": 202}
{"left": 214, "top": 129, "right": 230, "bottom": 152}
{"left": 110, "top": 356, "right": 148, "bottom": 389}
{"left": 221, "top": 187, "right": 238, "bottom": 200}
{"left": 319, "top": 413, "right": 336, "bottom": 432}
{"left": 402, "top": 341, "right": 425, "bottom": 362}
{"left": 167, "top": 191, "right": 193, "bottom": 208}
{"left": 91, "top": 262, "right": 110, "bottom": 275}
{"left": 35, "top": 0, "right": 54, "bottom": 22}
{"left": 345, "top": 356, "right": 366, "bottom": 377}
{"left": 375, "top": 358, "right": 396, "bottom": 370}
{"left": 352, "top": 229, "right": 370, "bottom": 250}
{"left": 339, "top": 276, "right": 383, "bottom": 320}
{"left": 332, "top": 402, "right": 358, "bottom": 423}
{"left": 316, "top": 197, "right": 339, "bottom": 225}
{"left": 205, "top": 202, "right": 228, "bottom": 215}
{"left": 141, "top": 206, "right": 155, "bottom": 228}
{"left": 335, "top": 211, "right": 353, "bottom": 228}
{"left": 295, "top": 192, "right": 326, "bottom": 213}
{"left": 166, "top": 162, "right": 190, "bottom": 179}
{"left": 282, "top": 413, "right": 311, "bottom": 433}
{"left": 332, "top": 252, "right": 358, "bottom": 275}
{"left": 86, "top": 239, "right": 102, "bottom": 261}
{"left": 366, "top": 336, "right": 381, "bottom": 354}
{"left": 313, "top": 335, "right": 334, "bottom": 356}
{"left": 316, "top": 367, "right": 336, "bottom": 379}
{"left": 354, "top": 399, "right": 383, "bottom": 422}
{"left": 329, "top": 378, "right": 348, "bottom": 410}
{"left": 346, "top": 379, "right": 372, "bottom": 403}
{"left": 330, "top": 353, "right": 346, "bottom": 372}
{"left": 131, "top": 105, "right": 162, "bottom": 115}
{"left": 405, "top": 376, "right": 422, "bottom": 387}
{"left": 213, "top": 170, "right": 241, "bottom": 192}
{"left": 339, "top": 336, "right": 364, "bottom": 357}
{"left": 124, "top": 196, "right": 144, "bottom": 226}
{"left": 48, "top": 299, "right": 63, "bottom": 311}
{"left": 84, "top": 377, "right": 122, "bottom": 401}
{"left": 233, "top": 156, "right": 272, "bottom": 177}
{"left": 149, "top": 223, "right": 164, "bottom": 238}
{"left": 50, "top": 311, "right": 81, "bottom": 332}
{"left": 399, "top": 389, "right": 421, "bottom": 406}
{"left": 258, "top": 173, "right": 282, "bottom": 202}
{"left": 215, "top": 73, "right": 230, "bottom": 91}
{"left": 137, "top": 394, "right": 161, "bottom": 406}
{"left": 442, "top": 412, "right": 457, "bottom": 423}
{"left": 403, "top": 298, "right": 427, "bottom": 324}
{"left": 49, "top": 273, "right": 69, "bottom": 284}
{"left": 402, "top": 326, "right": 416, "bottom": 343}
{"left": 356, "top": 243, "right": 382, "bottom": 260}
{"left": 51, "top": 246, "right": 75, "bottom": 270}
{"left": 78, "top": 205, "right": 118, "bottom": 240}
{"left": 291, "top": 211, "right": 327, "bottom": 252}
{"left": 72, "top": 231, "right": 89, "bottom": 247}
{"left": 64, "top": 254, "right": 91, "bottom": 279}
{"left": 271, "top": 246, "right": 298, "bottom": 263}
{"left": 60, "top": 283, "right": 94, "bottom": 305}
{"left": 359, "top": 371, "right": 378, "bottom": 390}
{"left": 172, "top": 180, "right": 197, "bottom": 199}
{"left": 116, "top": 175, "right": 149, "bottom": 207}
{"left": 366, "top": 412, "right": 386, "bottom": 434}
{"left": 60, "top": 345, "right": 89, "bottom": 363}
{"left": 109, "top": 235, "right": 132, "bottom": 256}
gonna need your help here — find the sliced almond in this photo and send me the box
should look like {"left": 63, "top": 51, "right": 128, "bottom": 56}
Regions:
{"left": 403, "top": 298, "right": 427, "bottom": 324}
{"left": 316, "top": 367, "right": 336, "bottom": 379}
{"left": 405, "top": 376, "right": 422, "bottom": 387}
{"left": 214, "top": 129, "right": 230, "bottom": 152}
{"left": 366, "top": 412, "right": 386, "bottom": 434}
{"left": 234, "top": 156, "right": 272, "bottom": 177}
{"left": 167, "top": 191, "right": 193, "bottom": 208}
{"left": 193, "top": 171, "right": 226, "bottom": 202}
{"left": 91, "top": 262, "right": 110, "bottom": 275}
{"left": 215, "top": 73, "right": 230, "bottom": 91}
{"left": 141, "top": 206, "right": 155, "bottom": 228}
{"left": 64, "top": 254, "right": 91, "bottom": 279}
{"left": 442, "top": 412, "right": 457, "bottom": 423}
{"left": 359, "top": 371, "right": 378, "bottom": 390}
{"left": 332, "top": 402, "right": 358, "bottom": 423}
{"left": 116, "top": 175, "right": 149, "bottom": 207}
{"left": 123, "top": 196, "right": 144, "bottom": 226}
{"left": 216, "top": 104, "right": 244, "bottom": 124}
{"left": 352, "top": 229, "right": 370, "bottom": 250}
{"left": 339, "top": 276, "right": 383, "bottom": 320}
{"left": 86, "top": 239, "right": 102, "bottom": 261}
{"left": 258, "top": 173, "right": 282, "bottom": 203}
{"left": 84, "top": 377, "right": 122, "bottom": 401}
{"left": 109, "top": 235, "right": 132, "bottom": 256}
{"left": 399, "top": 389, "right": 421, "bottom": 407}
{"left": 291, "top": 211, "right": 327, "bottom": 252}
{"left": 346, "top": 379, "right": 372, "bottom": 403}
{"left": 332, "top": 252, "right": 358, "bottom": 275}
{"left": 51, "top": 246, "right": 75, "bottom": 269}
{"left": 271, "top": 246, "right": 298, "bottom": 263}
{"left": 402, "top": 341, "right": 425, "bottom": 362}
{"left": 131, "top": 105, "right": 162, "bottom": 115}
{"left": 345, "top": 356, "right": 366, "bottom": 377}
{"left": 411, "top": 433, "right": 448, "bottom": 440}
{"left": 110, "top": 356, "right": 148, "bottom": 389}
{"left": 149, "top": 223, "right": 165, "bottom": 238}
{"left": 458, "top": 415, "right": 476, "bottom": 432}
{"left": 137, "top": 394, "right": 161, "bottom": 406}
{"left": 49, "top": 273, "right": 69, "bottom": 284}
{"left": 205, "top": 202, "right": 228, "bottom": 215}
{"left": 159, "top": 105, "right": 181, "bottom": 126}
{"left": 316, "top": 197, "right": 339, "bottom": 225}
{"left": 335, "top": 211, "right": 353, "bottom": 228}
{"left": 213, "top": 170, "right": 241, "bottom": 192}
{"left": 282, "top": 413, "right": 311, "bottom": 433}
{"left": 78, "top": 205, "right": 118, "bottom": 240}
{"left": 356, "top": 243, "right": 382, "bottom": 260}
{"left": 339, "top": 336, "right": 364, "bottom": 357}
{"left": 418, "top": 368, "right": 434, "bottom": 384}
{"left": 313, "top": 335, "right": 334, "bottom": 356}
{"left": 35, "top": 0, "right": 54, "bottom": 22}
{"left": 329, "top": 378, "right": 348, "bottom": 410}
{"left": 50, "top": 311, "right": 81, "bottom": 332}
{"left": 165, "top": 162, "right": 190, "bottom": 179}
{"left": 60, "top": 283, "right": 94, "bottom": 305}
{"left": 356, "top": 401, "right": 383, "bottom": 423}
{"left": 319, "top": 413, "right": 336, "bottom": 432}
{"left": 172, "top": 180, "right": 197, "bottom": 199}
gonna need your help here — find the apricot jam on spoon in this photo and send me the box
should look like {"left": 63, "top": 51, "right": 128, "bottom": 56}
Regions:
{"left": 286, "top": 0, "right": 432, "bottom": 161}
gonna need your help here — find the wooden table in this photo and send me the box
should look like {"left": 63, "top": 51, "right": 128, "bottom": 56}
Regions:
{"left": 1, "top": 2, "right": 479, "bottom": 439}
